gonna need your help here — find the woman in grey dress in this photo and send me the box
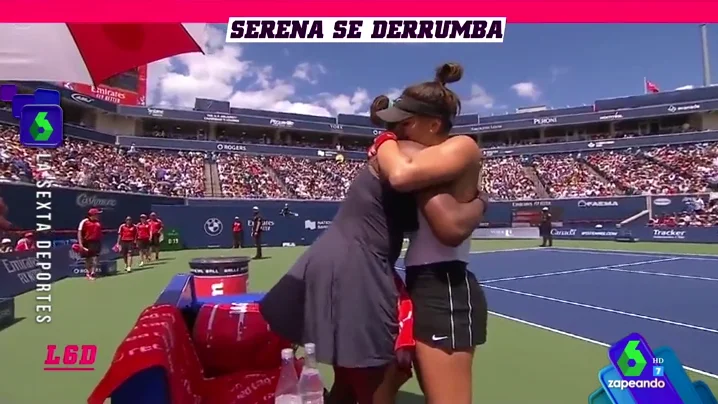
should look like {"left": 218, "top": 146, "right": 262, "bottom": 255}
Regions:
{"left": 259, "top": 141, "right": 486, "bottom": 402}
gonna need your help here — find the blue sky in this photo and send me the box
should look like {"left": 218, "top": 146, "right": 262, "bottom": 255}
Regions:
{"left": 147, "top": 23, "right": 718, "bottom": 117}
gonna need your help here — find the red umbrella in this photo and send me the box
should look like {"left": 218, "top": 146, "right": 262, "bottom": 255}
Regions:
{"left": 0, "top": 23, "right": 205, "bottom": 85}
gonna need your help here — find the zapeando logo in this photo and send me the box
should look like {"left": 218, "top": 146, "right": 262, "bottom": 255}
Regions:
{"left": 616, "top": 340, "right": 646, "bottom": 377}
{"left": 606, "top": 333, "right": 668, "bottom": 391}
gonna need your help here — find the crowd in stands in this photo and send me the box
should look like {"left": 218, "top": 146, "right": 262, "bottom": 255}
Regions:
{"left": 1, "top": 121, "right": 717, "bottom": 226}
{"left": 217, "top": 154, "right": 284, "bottom": 199}
{"left": 645, "top": 143, "right": 718, "bottom": 186}
{"left": 586, "top": 149, "right": 712, "bottom": 195}
{"left": 1, "top": 124, "right": 206, "bottom": 197}
{"left": 482, "top": 157, "right": 538, "bottom": 200}
{"left": 649, "top": 197, "right": 718, "bottom": 227}
{"left": 266, "top": 155, "right": 363, "bottom": 200}
{"left": 533, "top": 154, "right": 620, "bottom": 198}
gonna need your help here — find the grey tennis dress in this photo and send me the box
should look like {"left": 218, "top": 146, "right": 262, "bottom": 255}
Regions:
{"left": 259, "top": 167, "right": 416, "bottom": 368}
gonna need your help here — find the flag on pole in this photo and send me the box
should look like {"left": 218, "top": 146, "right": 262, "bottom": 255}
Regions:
{"left": 645, "top": 79, "right": 660, "bottom": 93}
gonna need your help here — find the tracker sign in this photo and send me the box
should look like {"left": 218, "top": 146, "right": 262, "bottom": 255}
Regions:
{"left": 651, "top": 229, "right": 687, "bottom": 240}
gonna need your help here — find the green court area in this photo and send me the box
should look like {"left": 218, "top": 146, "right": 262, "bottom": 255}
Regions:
{"left": 0, "top": 240, "right": 716, "bottom": 403}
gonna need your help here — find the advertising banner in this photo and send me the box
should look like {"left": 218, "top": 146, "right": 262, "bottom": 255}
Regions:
{"left": 550, "top": 226, "right": 717, "bottom": 243}
{"left": 472, "top": 227, "right": 539, "bottom": 239}
{"left": 60, "top": 65, "right": 147, "bottom": 106}
{"left": 152, "top": 200, "right": 339, "bottom": 248}
{"left": 0, "top": 245, "right": 73, "bottom": 298}
{"left": 0, "top": 183, "right": 184, "bottom": 231}
{"left": 116, "top": 135, "right": 365, "bottom": 159}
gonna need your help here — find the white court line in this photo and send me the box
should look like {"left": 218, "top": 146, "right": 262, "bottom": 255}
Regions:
{"left": 401, "top": 246, "right": 544, "bottom": 254}
{"left": 468, "top": 247, "right": 545, "bottom": 255}
{"left": 607, "top": 268, "right": 718, "bottom": 283}
{"left": 396, "top": 247, "right": 546, "bottom": 272}
{"left": 488, "top": 311, "right": 718, "bottom": 381}
{"left": 550, "top": 246, "right": 718, "bottom": 261}
{"left": 480, "top": 257, "right": 681, "bottom": 284}
{"left": 484, "top": 284, "right": 718, "bottom": 335}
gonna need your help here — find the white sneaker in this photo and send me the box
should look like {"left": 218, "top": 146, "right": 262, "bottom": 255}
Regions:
{"left": 139, "top": 261, "right": 144, "bottom": 267}
{"left": 126, "top": 267, "right": 132, "bottom": 272}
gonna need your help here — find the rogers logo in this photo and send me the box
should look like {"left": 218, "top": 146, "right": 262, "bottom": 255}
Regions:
{"left": 216, "top": 143, "right": 247, "bottom": 152}
{"left": 75, "top": 193, "right": 117, "bottom": 208}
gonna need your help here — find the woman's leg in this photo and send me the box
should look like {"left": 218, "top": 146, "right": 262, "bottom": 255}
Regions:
{"left": 414, "top": 342, "right": 474, "bottom": 404}
{"left": 406, "top": 263, "right": 487, "bottom": 404}
{"left": 326, "top": 367, "right": 356, "bottom": 404}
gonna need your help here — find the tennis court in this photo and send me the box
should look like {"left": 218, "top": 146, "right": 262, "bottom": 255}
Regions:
{"left": 1, "top": 239, "right": 716, "bottom": 403}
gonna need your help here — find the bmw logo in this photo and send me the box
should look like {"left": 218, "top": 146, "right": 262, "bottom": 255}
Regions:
{"left": 204, "top": 218, "right": 223, "bottom": 236}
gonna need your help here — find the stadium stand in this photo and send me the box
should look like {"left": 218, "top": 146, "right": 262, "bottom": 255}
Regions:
{"left": 533, "top": 154, "right": 620, "bottom": 198}
{"left": 1, "top": 123, "right": 206, "bottom": 197}
{"left": 217, "top": 154, "right": 285, "bottom": 199}
{"left": 482, "top": 157, "right": 538, "bottom": 200}
{"left": 585, "top": 150, "right": 712, "bottom": 195}
{"left": 265, "top": 155, "right": 363, "bottom": 200}
{"left": 2, "top": 80, "right": 718, "bottom": 229}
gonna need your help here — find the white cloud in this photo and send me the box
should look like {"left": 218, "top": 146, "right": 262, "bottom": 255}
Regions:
{"left": 465, "top": 84, "right": 495, "bottom": 109}
{"left": 147, "top": 25, "right": 367, "bottom": 117}
{"left": 675, "top": 85, "right": 694, "bottom": 90}
{"left": 511, "top": 82, "right": 541, "bottom": 100}
{"left": 386, "top": 88, "right": 402, "bottom": 101}
{"left": 292, "top": 62, "right": 327, "bottom": 84}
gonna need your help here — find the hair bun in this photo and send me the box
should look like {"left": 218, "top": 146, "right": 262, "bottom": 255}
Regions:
{"left": 370, "top": 95, "right": 391, "bottom": 126}
{"left": 435, "top": 62, "right": 463, "bottom": 85}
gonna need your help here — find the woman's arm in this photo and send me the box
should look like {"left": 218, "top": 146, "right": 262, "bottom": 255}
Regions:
{"left": 376, "top": 135, "right": 480, "bottom": 192}
{"left": 419, "top": 189, "right": 489, "bottom": 247}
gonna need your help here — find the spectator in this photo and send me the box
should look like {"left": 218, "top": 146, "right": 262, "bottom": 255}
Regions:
{"left": 481, "top": 157, "right": 537, "bottom": 200}
{"left": 0, "top": 238, "right": 13, "bottom": 253}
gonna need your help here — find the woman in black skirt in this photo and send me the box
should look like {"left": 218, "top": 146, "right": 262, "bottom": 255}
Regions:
{"left": 372, "top": 62, "right": 487, "bottom": 404}
{"left": 259, "top": 124, "right": 487, "bottom": 402}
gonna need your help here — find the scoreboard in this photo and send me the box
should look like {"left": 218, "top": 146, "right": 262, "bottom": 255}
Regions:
{"left": 511, "top": 206, "right": 564, "bottom": 227}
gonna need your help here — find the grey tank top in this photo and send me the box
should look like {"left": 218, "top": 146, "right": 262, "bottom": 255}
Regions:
{"left": 321, "top": 167, "right": 417, "bottom": 264}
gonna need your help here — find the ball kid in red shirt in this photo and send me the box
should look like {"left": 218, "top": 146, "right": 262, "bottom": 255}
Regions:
{"left": 117, "top": 216, "right": 137, "bottom": 273}
{"left": 148, "top": 212, "right": 163, "bottom": 261}
{"left": 78, "top": 208, "right": 103, "bottom": 280}
{"left": 135, "top": 214, "right": 151, "bottom": 266}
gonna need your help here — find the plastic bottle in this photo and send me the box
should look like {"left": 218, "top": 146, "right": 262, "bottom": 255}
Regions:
{"left": 298, "top": 343, "right": 325, "bottom": 404}
{"left": 274, "top": 348, "right": 301, "bottom": 404}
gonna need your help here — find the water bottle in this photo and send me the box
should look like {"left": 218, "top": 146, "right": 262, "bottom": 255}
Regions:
{"left": 275, "top": 348, "right": 301, "bottom": 404}
{"left": 298, "top": 343, "right": 325, "bottom": 404}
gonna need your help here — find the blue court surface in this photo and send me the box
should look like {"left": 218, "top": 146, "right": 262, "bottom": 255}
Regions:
{"left": 397, "top": 246, "right": 718, "bottom": 379}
